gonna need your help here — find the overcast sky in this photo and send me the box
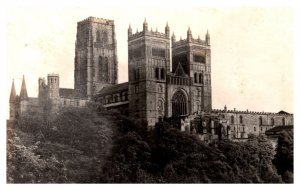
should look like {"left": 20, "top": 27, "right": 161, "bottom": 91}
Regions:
{"left": 4, "top": 0, "right": 294, "bottom": 117}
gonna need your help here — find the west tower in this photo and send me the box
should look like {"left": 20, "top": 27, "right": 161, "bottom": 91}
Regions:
{"left": 171, "top": 29, "right": 212, "bottom": 112}
{"left": 128, "top": 19, "right": 170, "bottom": 127}
{"left": 74, "top": 17, "right": 118, "bottom": 98}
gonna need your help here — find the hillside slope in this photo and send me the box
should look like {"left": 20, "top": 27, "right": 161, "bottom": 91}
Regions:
{"left": 7, "top": 104, "right": 293, "bottom": 183}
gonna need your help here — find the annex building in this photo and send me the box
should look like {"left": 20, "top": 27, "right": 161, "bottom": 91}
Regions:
{"left": 9, "top": 17, "right": 293, "bottom": 141}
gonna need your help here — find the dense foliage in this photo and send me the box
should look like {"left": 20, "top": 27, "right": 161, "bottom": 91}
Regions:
{"left": 7, "top": 105, "right": 293, "bottom": 183}
{"left": 273, "top": 130, "right": 294, "bottom": 183}
{"left": 7, "top": 105, "right": 115, "bottom": 183}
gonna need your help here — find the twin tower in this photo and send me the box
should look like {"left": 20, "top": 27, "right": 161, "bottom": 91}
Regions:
{"left": 74, "top": 17, "right": 212, "bottom": 126}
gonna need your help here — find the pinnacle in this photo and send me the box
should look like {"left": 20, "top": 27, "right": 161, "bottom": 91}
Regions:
{"left": 9, "top": 79, "right": 16, "bottom": 103}
{"left": 20, "top": 75, "right": 28, "bottom": 100}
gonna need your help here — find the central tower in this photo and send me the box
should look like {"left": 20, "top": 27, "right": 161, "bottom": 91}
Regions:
{"left": 128, "top": 19, "right": 170, "bottom": 127}
{"left": 74, "top": 17, "right": 118, "bottom": 98}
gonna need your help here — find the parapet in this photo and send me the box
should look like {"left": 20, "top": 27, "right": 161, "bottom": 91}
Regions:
{"left": 77, "top": 16, "right": 114, "bottom": 25}
{"left": 128, "top": 29, "right": 169, "bottom": 41}
{"left": 172, "top": 37, "right": 208, "bottom": 47}
{"left": 212, "top": 108, "right": 292, "bottom": 116}
{"left": 47, "top": 73, "right": 59, "bottom": 77}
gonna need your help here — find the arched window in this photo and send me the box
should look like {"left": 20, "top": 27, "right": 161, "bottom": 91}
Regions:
{"left": 271, "top": 118, "right": 274, "bottom": 126}
{"left": 230, "top": 115, "right": 234, "bottom": 124}
{"left": 199, "top": 73, "right": 203, "bottom": 84}
{"left": 239, "top": 115, "right": 243, "bottom": 124}
{"left": 135, "top": 69, "right": 139, "bottom": 80}
{"left": 259, "top": 116, "right": 263, "bottom": 126}
{"left": 161, "top": 68, "right": 165, "bottom": 80}
{"left": 103, "top": 57, "right": 108, "bottom": 82}
{"left": 194, "top": 73, "right": 198, "bottom": 83}
{"left": 254, "top": 127, "right": 256, "bottom": 132}
{"left": 282, "top": 117, "right": 285, "bottom": 126}
{"left": 155, "top": 68, "right": 159, "bottom": 79}
{"left": 96, "top": 31, "right": 101, "bottom": 42}
{"left": 172, "top": 90, "right": 187, "bottom": 116}
{"left": 99, "top": 56, "right": 102, "bottom": 80}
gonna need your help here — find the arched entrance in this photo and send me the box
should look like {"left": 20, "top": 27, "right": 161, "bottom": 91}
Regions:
{"left": 172, "top": 90, "right": 187, "bottom": 116}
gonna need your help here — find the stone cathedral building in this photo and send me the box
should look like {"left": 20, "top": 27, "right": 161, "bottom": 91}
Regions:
{"left": 9, "top": 16, "right": 293, "bottom": 141}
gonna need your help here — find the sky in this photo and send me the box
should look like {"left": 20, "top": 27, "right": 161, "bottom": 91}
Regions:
{"left": 3, "top": 0, "right": 294, "bottom": 118}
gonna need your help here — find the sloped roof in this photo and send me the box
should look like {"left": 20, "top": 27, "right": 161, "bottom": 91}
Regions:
{"left": 59, "top": 88, "right": 74, "bottom": 98}
{"left": 266, "top": 125, "right": 293, "bottom": 133}
{"left": 97, "top": 82, "right": 128, "bottom": 96}
{"left": 265, "top": 125, "right": 293, "bottom": 136}
{"left": 278, "top": 110, "right": 290, "bottom": 115}
{"left": 174, "top": 62, "right": 188, "bottom": 77}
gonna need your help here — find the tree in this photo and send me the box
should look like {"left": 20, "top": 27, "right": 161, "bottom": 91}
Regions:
{"left": 273, "top": 130, "right": 293, "bottom": 183}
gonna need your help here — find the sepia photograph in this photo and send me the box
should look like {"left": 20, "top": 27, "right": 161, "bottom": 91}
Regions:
{"left": 3, "top": 0, "right": 296, "bottom": 185}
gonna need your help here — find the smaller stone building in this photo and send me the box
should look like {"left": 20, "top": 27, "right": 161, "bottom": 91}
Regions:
{"left": 174, "top": 106, "right": 293, "bottom": 142}
{"left": 9, "top": 74, "right": 88, "bottom": 120}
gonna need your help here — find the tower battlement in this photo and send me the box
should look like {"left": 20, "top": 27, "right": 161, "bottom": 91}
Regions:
{"left": 77, "top": 16, "right": 114, "bottom": 25}
{"left": 128, "top": 19, "right": 169, "bottom": 40}
{"left": 47, "top": 73, "right": 59, "bottom": 77}
{"left": 172, "top": 37, "right": 208, "bottom": 47}
{"left": 172, "top": 29, "right": 210, "bottom": 47}
{"left": 128, "top": 30, "right": 168, "bottom": 40}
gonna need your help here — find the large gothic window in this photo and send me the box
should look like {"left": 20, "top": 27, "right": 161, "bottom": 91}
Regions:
{"left": 103, "top": 57, "right": 108, "bottom": 82}
{"left": 282, "top": 117, "right": 285, "bottom": 126}
{"left": 99, "top": 56, "right": 102, "bottom": 80}
{"left": 172, "top": 90, "right": 187, "bottom": 117}
{"left": 99, "top": 56, "right": 109, "bottom": 82}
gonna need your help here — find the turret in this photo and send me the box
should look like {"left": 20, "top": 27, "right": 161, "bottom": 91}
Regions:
{"left": 143, "top": 18, "right": 148, "bottom": 32}
{"left": 47, "top": 74, "right": 59, "bottom": 99}
{"left": 20, "top": 75, "right": 28, "bottom": 100}
{"left": 128, "top": 24, "right": 132, "bottom": 36}
{"left": 187, "top": 27, "right": 192, "bottom": 42}
{"left": 165, "top": 22, "right": 170, "bottom": 37}
{"left": 171, "top": 32, "right": 176, "bottom": 43}
{"left": 9, "top": 79, "right": 16, "bottom": 103}
{"left": 206, "top": 30, "right": 210, "bottom": 45}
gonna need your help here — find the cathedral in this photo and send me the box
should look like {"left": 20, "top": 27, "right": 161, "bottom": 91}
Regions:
{"left": 9, "top": 16, "right": 293, "bottom": 141}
